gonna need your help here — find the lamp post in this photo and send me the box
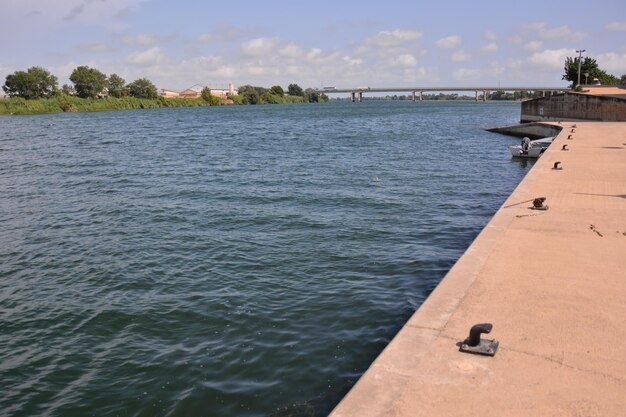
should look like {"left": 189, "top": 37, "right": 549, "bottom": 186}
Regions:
{"left": 576, "top": 49, "right": 586, "bottom": 87}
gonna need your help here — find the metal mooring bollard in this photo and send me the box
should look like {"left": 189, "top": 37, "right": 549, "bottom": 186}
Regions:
{"left": 553, "top": 161, "right": 562, "bottom": 170}
{"left": 459, "top": 323, "right": 499, "bottom": 356}
{"left": 531, "top": 197, "right": 548, "bottom": 210}
{"left": 562, "top": 144, "right": 569, "bottom": 151}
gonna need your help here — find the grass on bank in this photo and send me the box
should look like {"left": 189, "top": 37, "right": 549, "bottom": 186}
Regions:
{"left": 0, "top": 92, "right": 308, "bottom": 115}
{"left": 0, "top": 95, "right": 221, "bottom": 115}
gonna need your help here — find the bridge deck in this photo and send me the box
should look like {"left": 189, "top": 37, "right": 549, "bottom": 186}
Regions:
{"left": 314, "top": 87, "right": 566, "bottom": 93}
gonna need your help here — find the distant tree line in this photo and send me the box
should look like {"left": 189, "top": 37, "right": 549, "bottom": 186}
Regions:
{"left": 2, "top": 66, "right": 160, "bottom": 100}
{"left": 236, "top": 83, "right": 328, "bottom": 105}
{"left": 358, "top": 91, "right": 543, "bottom": 101}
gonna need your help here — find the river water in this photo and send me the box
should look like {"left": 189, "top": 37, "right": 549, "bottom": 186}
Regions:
{"left": 0, "top": 101, "right": 531, "bottom": 417}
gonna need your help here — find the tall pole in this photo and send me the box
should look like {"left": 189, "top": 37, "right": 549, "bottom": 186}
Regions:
{"left": 576, "top": 49, "right": 586, "bottom": 87}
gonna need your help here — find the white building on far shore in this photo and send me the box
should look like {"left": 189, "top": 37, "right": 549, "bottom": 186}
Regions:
{"left": 160, "top": 83, "right": 237, "bottom": 99}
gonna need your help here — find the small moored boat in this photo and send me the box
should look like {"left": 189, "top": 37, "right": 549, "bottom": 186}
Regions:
{"left": 510, "top": 137, "right": 554, "bottom": 158}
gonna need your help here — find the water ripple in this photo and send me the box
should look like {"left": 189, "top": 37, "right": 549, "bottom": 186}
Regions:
{"left": 0, "top": 102, "right": 531, "bottom": 417}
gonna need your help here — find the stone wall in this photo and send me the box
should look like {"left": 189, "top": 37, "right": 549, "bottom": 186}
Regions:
{"left": 521, "top": 93, "right": 626, "bottom": 122}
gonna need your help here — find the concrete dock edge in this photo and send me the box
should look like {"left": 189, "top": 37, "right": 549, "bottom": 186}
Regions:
{"left": 329, "top": 122, "right": 626, "bottom": 417}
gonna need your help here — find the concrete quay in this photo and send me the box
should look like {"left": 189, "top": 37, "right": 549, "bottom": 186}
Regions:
{"left": 330, "top": 122, "right": 626, "bottom": 417}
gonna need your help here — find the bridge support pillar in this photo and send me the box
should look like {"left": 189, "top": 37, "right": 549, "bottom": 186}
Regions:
{"left": 350, "top": 92, "right": 356, "bottom": 102}
{"left": 483, "top": 90, "right": 487, "bottom": 101}
{"left": 412, "top": 91, "right": 416, "bottom": 102}
{"left": 419, "top": 91, "right": 423, "bottom": 101}
{"left": 475, "top": 91, "right": 479, "bottom": 101}
{"left": 358, "top": 92, "right": 363, "bottom": 102}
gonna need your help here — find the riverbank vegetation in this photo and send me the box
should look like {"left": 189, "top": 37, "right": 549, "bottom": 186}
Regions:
{"left": 0, "top": 96, "right": 219, "bottom": 115}
{"left": 1, "top": 65, "right": 327, "bottom": 115}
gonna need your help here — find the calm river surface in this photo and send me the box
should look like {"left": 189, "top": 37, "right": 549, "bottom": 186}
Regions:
{"left": 1, "top": 101, "right": 532, "bottom": 417}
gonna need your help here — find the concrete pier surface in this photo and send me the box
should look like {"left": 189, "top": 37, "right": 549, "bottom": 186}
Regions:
{"left": 330, "top": 122, "right": 626, "bottom": 417}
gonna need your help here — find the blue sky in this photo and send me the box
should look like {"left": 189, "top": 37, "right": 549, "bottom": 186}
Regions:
{"left": 1, "top": 0, "right": 625, "bottom": 91}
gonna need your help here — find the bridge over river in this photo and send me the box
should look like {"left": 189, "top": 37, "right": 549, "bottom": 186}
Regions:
{"left": 311, "top": 86, "right": 568, "bottom": 102}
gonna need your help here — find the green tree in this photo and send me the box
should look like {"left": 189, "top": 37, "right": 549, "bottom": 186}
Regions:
{"left": 107, "top": 73, "right": 127, "bottom": 98}
{"left": 303, "top": 88, "right": 328, "bottom": 103}
{"left": 621, "top": 74, "right": 626, "bottom": 85}
{"left": 2, "top": 66, "right": 58, "bottom": 99}
{"left": 270, "top": 85, "right": 284, "bottom": 96}
{"left": 70, "top": 66, "right": 107, "bottom": 98}
{"left": 238, "top": 85, "right": 267, "bottom": 104}
{"left": 127, "top": 78, "right": 158, "bottom": 99}
{"left": 287, "top": 83, "right": 304, "bottom": 97}
{"left": 60, "top": 84, "right": 75, "bottom": 96}
{"left": 200, "top": 86, "right": 212, "bottom": 101}
{"left": 562, "top": 57, "right": 619, "bottom": 87}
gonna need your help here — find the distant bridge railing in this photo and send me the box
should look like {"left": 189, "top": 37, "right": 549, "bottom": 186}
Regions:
{"left": 311, "top": 86, "right": 568, "bottom": 102}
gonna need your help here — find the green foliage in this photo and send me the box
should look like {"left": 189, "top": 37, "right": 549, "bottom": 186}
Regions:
{"left": 201, "top": 86, "right": 212, "bottom": 102}
{"left": 601, "top": 73, "right": 620, "bottom": 85}
{"left": 621, "top": 74, "right": 626, "bottom": 85}
{"left": 60, "top": 84, "right": 75, "bottom": 96}
{"left": 562, "top": 56, "right": 619, "bottom": 87}
{"left": 2, "top": 66, "right": 58, "bottom": 99}
{"left": 287, "top": 83, "right": 304, "bottom": 97}
{"left": 0, "top": 96, "right": 220, "bottom": 115}
{"left": 270, "top": 85, "right": 284, "bottom": 96}
{"left": 227, "top": 94, "right": 246, "bottom": 105}
{"left": 303, "top": 88, "right": 329, "bottom": 103}
{"left": 70, "top": 66, "right": 107, "bottom": 98}
{"left": 127, "top": 78, "right": 158, "bottom": 99}
{"left": 238, "top": 85, "right": 267, "bottom": 104}
{"left": 108, "top": 74, "right": 128, "bottom": 98}
{"left": 209, "top": 95, "right": 221, "bottom": 106}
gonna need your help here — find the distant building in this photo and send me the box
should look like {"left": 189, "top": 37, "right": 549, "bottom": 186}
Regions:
{"left": 160, "top": 83, "right": 238, "bottom": 99}
{"left": 160, "top": 89, "right": 181, "bottom": 98}
{"left": 179, "top": 88, "right": 201, "bottom": 98}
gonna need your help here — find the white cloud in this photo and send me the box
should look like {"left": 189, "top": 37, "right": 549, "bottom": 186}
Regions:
{"left": 5, "top": 0, "right": 142, "bottom": 26}
{"left": 452, "top": 62, "right": 505, "bottom": 82}
{"left": 453, "top": 68, "right": 484, "bottom": 81}
{"left": 198, "top": 23, "right": 252, "bottom": 43}
{"left": 484, "top": 30, "right": 497, "bottom": 42}
{"left": 278, "top": 43, "right": 304, "bottom": 58}
{"left": 523, "top": 41, "right": 543, "bottom": 52}
{"left": 126, "top": 47, "right": 164, "bottom": 66}
{"left": 76, "top": 42, "right": 113, "bottom": 53}
{"left": 392, "top": 54, "right": 417, "bottom": 68}
{"left": 510, "top": 23, "right": 586, "bottom": 45}
{"left": 595, "top": 52, "right": 626, "bottom": 73}
{"left": 306, "top": 48, "right": 322, "bottom": 60}
{"left": 528, "top": 48, "right": 572, "bottom": 71}
{"left": 123, "top": 34, "right": 157, "bottom": 46}
{"left": 451, "top": 51, "right": 470, "bottom": 62}
{"left": 435, "top": 35, "right": 462, "bottom": 49}
{"left": 606, "top": 21, "right": 626, "bottom": 32}
{"left": 399, "top": 66, "right": 439, "bottom": 83}
{"left": 365, "top": 29, "right": 423, "bottom": 48}
{"left": 540, "top": 25, "right": 585, "bottom": 41}
{"left": 342, "top": 56, "right": 363, "bottom": 66}
{"left": 241, "top": 37, "right": 277, "bottom": 56}
{"left": 480, "top": 43, "right": 498, "bottom": 53}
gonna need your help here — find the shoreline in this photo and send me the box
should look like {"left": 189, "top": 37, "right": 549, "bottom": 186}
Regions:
{"left": 330, "top": 121, "right": 626, "bottom": 417}
{"left": 0, "top": 95, "right": 310, "bottom": 116}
